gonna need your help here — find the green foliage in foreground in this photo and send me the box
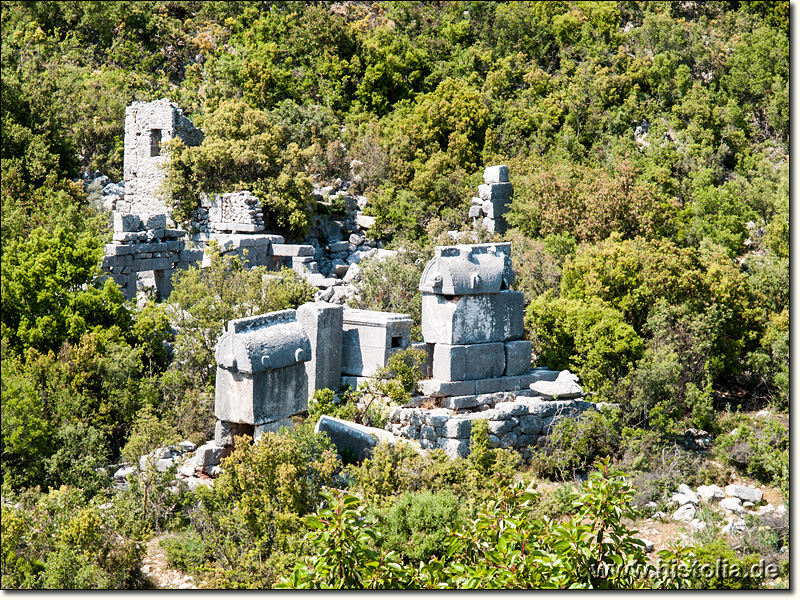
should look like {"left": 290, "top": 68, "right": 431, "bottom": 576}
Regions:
{"left": 279, "top": 459, "right": 693, "bottom": 589}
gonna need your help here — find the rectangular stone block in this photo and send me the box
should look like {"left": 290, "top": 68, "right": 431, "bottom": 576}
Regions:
{"left": 444, "top": 418, "right": 472, "bottom": 439}
{"left": 342, "top": 309, "right": 412, "bottom": 350}
{"left": 420, "top": 379, "right": 476, "bottom": 397}
{"left": 271, "top": 244, "right": 315, "bottom": 257}
{"left": 475, "top": 375, "right": 521, "bottom": 395}
{"left": 341, "top": 344, "right": 402, "bottom": 377}
{"left": 433, "top": 342, "right": 505, "bottom": 381}
{"left": 439, "top": 395, "right": 479, "bottom": 410}
{"left": 438, "top": 438, "right": 470, "bottom": 459}
{"left": 296, "top": 302, "right": 344, "bottom": 394}
{"left": 134, "top": 257, "right": 174, "bottom": 271}
{"left": 504, "top": 340, "right": 532, "bottom": 376}
{"left": 105, "top": 243, "right": 135, "bottom": 256}
{"left": 114, "top": 213, "right": 141, "bottom": 232}
{"left": 422, "top": 291, "right": 524, "bottom": 345}
{"left": 483, "top": 165, "right": 509, "bottom": 184}
{"left": 140, "top": 213, "right": 167, "bottom": 230}
{"left": 478, "top": 182, "right": 513, "bottom": 201}
{"left": 178, "top": 248, "right": 204, "bottom": 262}
{"left": 411, "top": 342, "right": 434, "bottom": 379}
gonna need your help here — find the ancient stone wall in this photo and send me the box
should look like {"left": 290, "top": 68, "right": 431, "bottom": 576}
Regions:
{"left": 121, "top": 99, "right": 203, "bottom": 216}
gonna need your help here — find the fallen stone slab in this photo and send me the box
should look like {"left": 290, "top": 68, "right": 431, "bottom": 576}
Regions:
{"left": 529, "top": 370, "right": 583, "bottom": 399}
{"left": 315, "top": 415, "right": 397, "bottom": 463}
{"left": 719, "top": 497, "right": 746, "bottom": 515}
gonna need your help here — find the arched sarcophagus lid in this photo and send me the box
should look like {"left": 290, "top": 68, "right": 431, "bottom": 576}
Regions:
{"left": 215, "top": 309, "right": 311, "bottom": 374}
{"left": 419, "top": 242, "right": 515, "bottom": 295}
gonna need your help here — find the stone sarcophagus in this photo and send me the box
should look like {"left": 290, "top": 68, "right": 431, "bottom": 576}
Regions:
{"left": 418, "top": 243, "right": 533, "bottom": 396}
{"left": 214, "top": 310, "right": 311, "bottom": 426}
{"left": 341, "top": 308, "right": 412, "bottom": 377}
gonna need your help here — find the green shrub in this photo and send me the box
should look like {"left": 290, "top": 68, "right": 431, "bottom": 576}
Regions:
{"left": 160, "top": 532, "right": 206, "bottom": 574}
{"left": 526, "top": 292, "right": 644, "bottom": 398}
{"left": 382, "top": 490, "right": 465, "bottom": 563}
{"left": 530, "top": 408, "right": 621, "bottom": 480}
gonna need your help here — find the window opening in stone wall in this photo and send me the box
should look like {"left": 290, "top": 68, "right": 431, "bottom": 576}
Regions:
{"left": 150, "top": 129, "right": 162, "bottom": 157}
{"left": 391, "top": 336, "right": 402, "bottom": 348}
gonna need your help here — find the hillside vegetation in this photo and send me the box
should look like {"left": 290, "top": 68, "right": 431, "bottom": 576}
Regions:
{"left": 1, "top": 1, "right": 789, "bottom": 589}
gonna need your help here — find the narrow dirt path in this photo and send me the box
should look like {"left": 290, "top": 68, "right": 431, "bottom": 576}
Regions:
{"left": 140, "top": 535, "right": 198, "bottom": 589}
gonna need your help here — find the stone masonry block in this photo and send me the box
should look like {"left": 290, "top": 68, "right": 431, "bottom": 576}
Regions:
{"left": 433, "top": 342, "right": 505, "bottom": 381}
{"left": 114, "top": 213, "right": 140, "bottom": 232}
{"left": 478, "top": 182, "right": 513, "bottom": 201}
{"left": 504, "top": 340, "right": 532, "bottom": 376}
{"left": 444, "top": 418, "right": 472, "bottom": 439}
{"left": 296, "top": 302, "right": 343, "bottom": 394}
{"left": 422, "top": 291, "right": 524, "bottom": 345}
{"left": 483, "top": 165, "right": 509, "bottom": 184}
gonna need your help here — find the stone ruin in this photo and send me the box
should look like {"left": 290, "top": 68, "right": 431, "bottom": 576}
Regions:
{"left": 209, "top": 241, "right": 595, "bottom": 463}
{"left": 120, "top": 98, "right": 203, "bottom": 216}
{"left": 469, "top": 165, "right": 513, "bottom": 234}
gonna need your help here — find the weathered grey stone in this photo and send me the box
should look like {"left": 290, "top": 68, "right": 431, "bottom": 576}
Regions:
{"left": 468, "top": 204, "right": 483, "bottom": 218}
{"left": 193, "top": 443, "right": 227, "bottom": 467}
{"left": 515, "top": 434, "right": 538, "bottom": 448}
{"left": 488, "top": 419, "right": 515, "bottom": 436}
{"left": 672, "top": 503, "right": 696, "bottom": 522}
{"left": 499, "top": 432, "right": 518, "bottom": 448}
{"left": 328, "top": 241, "right": 350, "bottom": 253}
{"left": 432, "top": 342, "right": 505, "bottom": 381}
{"left": 697, "top": 485, "right": 725, "bottom": 502}
{"left": 355, "top": 212, "right": 376, "bottom": 229}
{"left": 725, "top": 484, "right": 763, "bottom": 504}
{"left": 254, "top": 417, "right": 294, "bottom": 438}
{"left": 494, "top": 401, "right": 528, "bottom": 418}
{"left": 439, "top": 438, "right": 470, "bottom": 459}
{"left": 423, "top": 408, "right": 452, "bottom": 427}
{"left": 296, "top": 302, "right": 343, "bottom": 395}
{"left": 419, "top": 243, "right": 514, "bottom": 296}
{"left": 475, "top": 376, "right": 521, "bottom": 394}
{"left": 315, "top": 415, "right": 396, "bottom": 462}
{"left": 677, "top": 484, "right": 700, "bottom": 505}
{"left": 440, "top": 395, "right": 479, "bottom": 410}
{"left": 214, "top": 310, "right": 311, "bottom": 425}
{"left": 444, "top": 418, "right": 472, "bottom": 439}
{"left": 478, "top": 182, "right": 513, "bottom": 201}
{"left": 272, "top": 244, "right": 315, "bottom": 257}
{"left": 670, "top": 492, "right": 696, "bottom": 506}
{"left": 341, "top": 309, "right": 412, "bottom": 376}
{"left": 214, "top": 421, "right": 255, "bottom": 446}
{"left": 114, "top": 213, "right": 141, "bottom": 232}
{"left": 483, "top": 165, "right": 509, "bottom": 184}
{"left": 421, "top": 291, "right": 524, "bottom": 345}
{"left": 420, "top": 379, "right": 476, "bottom": 397}
{"left": 529, "top": 370, "right": 584, "bottom": 399}
{"left": 504, "top": 340, "right": 532, "bottom": 376}
{"left": 519, "top": 414, "right": 544, "bottom": 435}
{"left": 720, "top": 497, "right": 746, "bottom": 515}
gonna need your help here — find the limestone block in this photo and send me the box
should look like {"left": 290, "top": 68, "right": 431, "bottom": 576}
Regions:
{"left": 356, "top": 212, "right": 376, "bottom": 229}
{"left": 105, "top": 244, "right": 135, "bottom": 256}
{"left": 316, "top": 416, "right": 396, "bottom": 463}
{"left": 422, "top": 409, "right": 452, "bottom": 428}
{"left": 433, "top": 342, "right": 505, "bottom": 381}
{"left": 438, "top": 438, "right": 470, "bottom": 459}
{"left": 215, "top": 362, "right": 308, "bottom": 424}
{"left": 136, "top": 257, "right": 174, "bottom": 271}
{"left": 214, "top": 421, "right": 255, "bottom": 447}
{"left": 499, "top": 432, "right": 518, "bottom": 448}
{"left": 483, "top": 165, "right": 509, "bottom": 184}
{"left": 468, "top": 204, "right": 483, "bottom": 218}
{"left": 488, "top": 419, "right": 516, "bottom": 436}
{"left": 296, "top": 302, "right": 344, "bottom": 395}
{"left": 341, "top": 309, "right": 412, "bottom": 376}
{"left": 419, "top": 379, "right": 476, "bottom": 397}
{"left": 440, "top": 395, "right": 479, "bottom": 410}
{"left": 515, "top": 434, "right": 538, "bottom": 448}
{"left": 114, "top": 213, "right": 141, "bottom": 232}
{"left": 478, "top": 182, "right": 513, "bottom": 201}
{"left": 475, "top": 375, "right": 521, "bottom": 395}
{"left": 140, "top": 214, "right": 167, "bottom": 230}
{"left": 410, "top": 341, "right": 433, "bottom": 379}
{"left": 444, "top": 418, "right": 472, "bottom": 439}
{"left": 494, "top": 401, "right": 528, "bottom": 418}
{"left": 419, "top": 425, "right": 437, "bottom": 440}
{"left": 254, "top": 417, "right": 294, "bottom": 439}
{"left": 697, "top": 485, "right": 725, "bottom": 503}
{"left": 328, "top": 241, "right": 350, "bottom": 252}
{"left": 720, "top": 497, "right": 745, "bottom": 515}
{"left": 272, "top": 244, "right": 315, "bottom": 257}
{"left": 422, "top": 291, "right": 524, "bottom": 345}
{"left": 504, "top": 340, "right": 532, "bottom": 376}
{"left": 193, "top": 443, "right": 228, "bottom": 468}
{"left": 215, "top": 310, "right": 311, "bottom": 374}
